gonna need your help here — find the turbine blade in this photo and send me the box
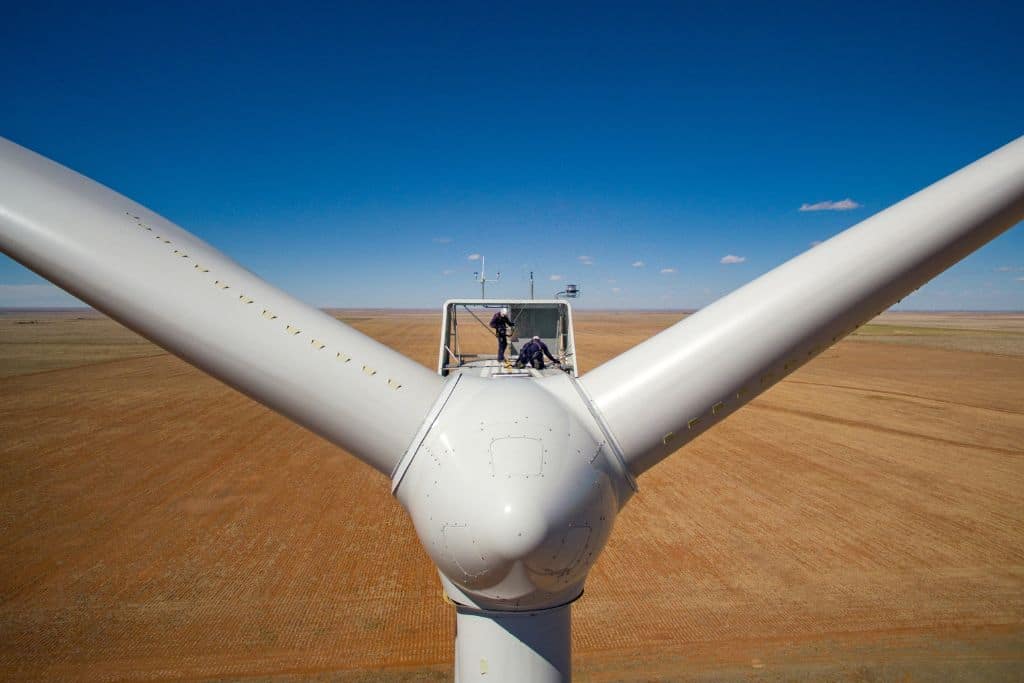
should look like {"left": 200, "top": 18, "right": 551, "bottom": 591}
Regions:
{"left": 0, "top": 138, "right": 443, "bottom": 475}
{"left": 581, "top": 137, "right": 1024, "bottom": 477}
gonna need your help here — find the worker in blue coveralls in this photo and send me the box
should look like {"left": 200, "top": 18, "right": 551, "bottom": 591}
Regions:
{"left": 516, "top": 335, "right": 559, "bottom": 370}
{"left": 489, "top": 307, "right": 515, "bottom": 363}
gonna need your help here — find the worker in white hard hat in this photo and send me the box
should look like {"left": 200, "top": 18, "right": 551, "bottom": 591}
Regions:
{"left": 489, "top": 307, "right": 515, "bottom": 363}
{"left": 516, "top": 335, "right": 558, "bottom": 370}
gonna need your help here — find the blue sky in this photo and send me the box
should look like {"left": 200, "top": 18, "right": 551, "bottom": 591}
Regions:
{"left": 2, "top": 2, "right": 1022, "bottom": 310}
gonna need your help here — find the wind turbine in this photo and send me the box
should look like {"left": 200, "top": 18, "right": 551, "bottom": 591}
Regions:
{"left": 1, "top": 136, "right": 1022, "bottom": 682}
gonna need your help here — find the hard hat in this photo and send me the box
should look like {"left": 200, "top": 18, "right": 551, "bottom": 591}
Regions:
{"left": 532, "top": 335, "right": 540, "bottom": 341}
{"left": 500, "top": 307, "right": 508, "bottom": 315}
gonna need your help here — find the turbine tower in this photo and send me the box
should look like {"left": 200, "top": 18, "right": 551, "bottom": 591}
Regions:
{"left": 1, "top": 136, "right": 1022, "bottom": 682}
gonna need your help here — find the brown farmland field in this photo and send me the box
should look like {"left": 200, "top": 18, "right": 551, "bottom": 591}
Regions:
{"left": 1, "top": 309, "right": 1022, "bottom": 681}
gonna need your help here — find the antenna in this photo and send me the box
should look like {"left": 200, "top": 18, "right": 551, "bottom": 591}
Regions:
{"left": 473, "top": 255, "right": 500, "bottom": 298}
{"left": 529, "top": 270, "right": 534, "bottom": 299}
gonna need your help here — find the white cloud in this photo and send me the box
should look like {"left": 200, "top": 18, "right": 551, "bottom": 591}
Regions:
{"left": 467, "top": 253, "right": 481, "bottom": 261}
{"left": 611, "top": 287, "right": 621, "bottom": 293}
{"left": 433, "top": 237, "right": 453, "bottom": 244}
{"left": 720, "top": 254, "right": 746, "bottom": 265}
{"left": 799, "top": 198, "right": 861, "bottom": 212}
{"left": 549, "top": 274, "right": 562, "bottom": 281}
{"left": 607, "top": 278, "right": 617, "bottom": 284}
{"left": 1017, "top": 277, "right": 1024, "bottom": 282}
{"left": 441, "top": 269, "right": 455, "bottom": 276}
{"left": 631, "top": 260, "right": 645, "bottom": 268}
{"left": 996, "top": 266, "right": 1023, "bottom": 272}
{"left": 660, "top": 268, "right": 676, "bottom": 274}
{"left": 0, "top": 283, "right": 82, "bottom": 307}
{"left": 578, "top": 255, "right": 594, "bottom": 266}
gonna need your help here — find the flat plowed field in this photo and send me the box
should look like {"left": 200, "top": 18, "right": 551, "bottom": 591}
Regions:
{"left": 1, "top": 310, "right": 1022, "bottom": 681}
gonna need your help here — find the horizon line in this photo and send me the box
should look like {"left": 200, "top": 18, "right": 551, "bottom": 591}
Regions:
{"left": 3, "top": 306, "right": 1024, "bottom": 315}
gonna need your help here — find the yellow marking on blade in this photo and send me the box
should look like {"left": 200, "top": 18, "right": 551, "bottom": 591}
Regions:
{"left": 194, "top": 264, "right": 209, "bottom": 273}
{"left": 662, "top": 431, "right": 675, "bottom": 445}
{"left": 687, "top": 417, "right": 701, "bottom": 430}
{"left": 214, "top": 281, "right": 229, "bottom": 290}
{"left": 362, "top": 365, "right": 376, "bottom": 376}
{"left": 261, "top": 309, "right": 277, "bottom": 320}
{"left": 388, "top": 379, "right": 402, "bottom": 390}
{"left": 712, "top": 401, "right": 724, "bottom": 415}
{"left": 286, "top": 325, "right": 301, "bottom": 335}
{"left": 238, "top": 295, "right": 254, "bottom": 304}
{"left": 336, "top": 352, "right": 351, "bottom": 362}
{"left": 311, "top": 339, "right": 326, "bottom": 350}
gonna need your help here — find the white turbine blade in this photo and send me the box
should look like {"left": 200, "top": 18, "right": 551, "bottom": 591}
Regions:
{"left": 0, "top": 138, "right": 443, "bottom": 475}
{"left": 581, "top": 136, "right": 1024, "bottom": 477}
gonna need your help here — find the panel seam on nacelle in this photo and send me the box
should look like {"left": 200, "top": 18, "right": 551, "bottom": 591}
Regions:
{"left": 567, "top": 377, "right": 638, "bottom": 493}
{"left": 391, "top": 373, "right": 463, "bottom": 493}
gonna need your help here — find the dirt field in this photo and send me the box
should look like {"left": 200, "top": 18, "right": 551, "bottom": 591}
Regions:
{"left": 1, "top": 309, "right": 1022, "bottom": 681}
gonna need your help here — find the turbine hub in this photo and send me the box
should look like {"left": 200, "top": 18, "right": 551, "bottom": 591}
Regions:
{"left": 393, "top": 374, "right": 633, "bottom": 610}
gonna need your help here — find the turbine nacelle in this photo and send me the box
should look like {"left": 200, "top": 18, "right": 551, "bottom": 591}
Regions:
{"left": 393, "top": 374, "right": 634, "bottom": 610}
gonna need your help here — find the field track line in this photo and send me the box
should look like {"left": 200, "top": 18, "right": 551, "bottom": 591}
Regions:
{"left": 749, "top": 403, "right": 1024, "bottom": 457}
{"left": 785, "top": 378, "right": 1024, "bottom": 416}
{"left": 0, "top": 352, "right": 169, "bottom": 381}
{"left": 846, "top": 336, "right": 1024, "bottom": 359}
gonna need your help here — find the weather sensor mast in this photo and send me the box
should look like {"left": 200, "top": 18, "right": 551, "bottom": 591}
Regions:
{"left": 473, "top": 256, "right": 500, "bottom": 298}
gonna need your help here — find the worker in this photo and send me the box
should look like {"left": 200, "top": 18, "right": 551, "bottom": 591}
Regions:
{"left": 489, "top": 307, "right": 515, "bottom": 363}
{"left": 517, "top": 335, "right": 558, "bottom": 370}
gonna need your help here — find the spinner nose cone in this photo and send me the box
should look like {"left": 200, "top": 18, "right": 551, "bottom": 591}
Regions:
{"left": 490, "top": 501, "right": 550, "bottom": 561}
{"left": 394, "top": 374, "right": 627, "bottom": 610}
